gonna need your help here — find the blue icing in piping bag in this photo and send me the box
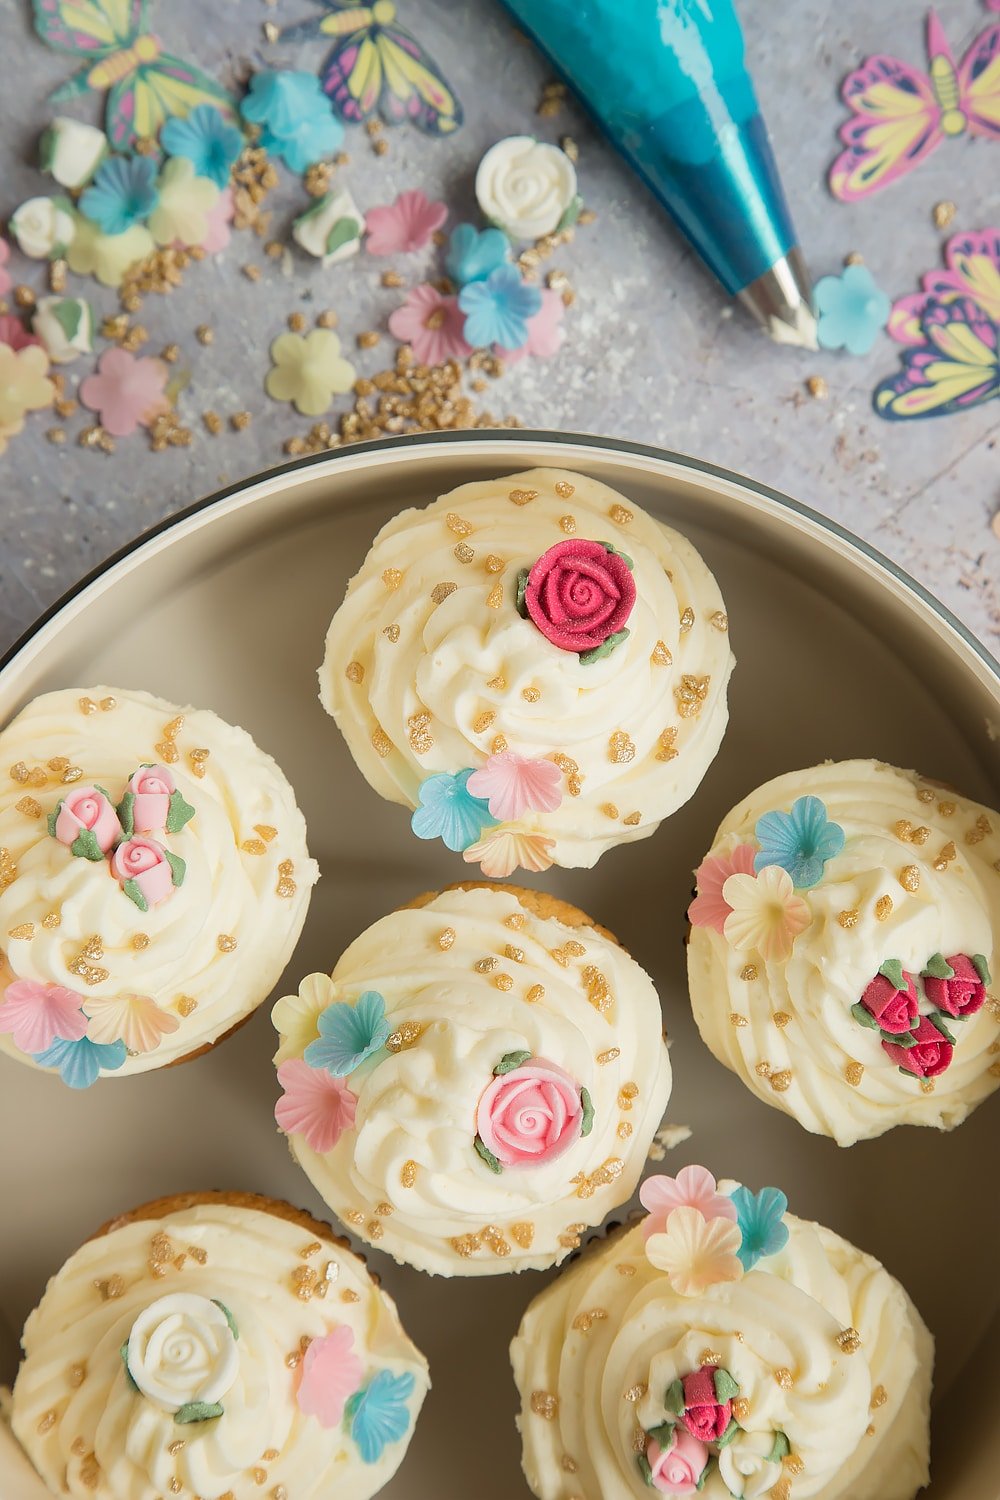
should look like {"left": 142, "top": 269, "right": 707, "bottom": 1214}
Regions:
{"left": 494, "top": 0, "right": 818, "bottom": 348}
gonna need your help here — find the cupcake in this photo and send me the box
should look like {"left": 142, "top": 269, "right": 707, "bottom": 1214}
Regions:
{"left": 687, "top": 760, "right": 1000, "bottom": 1145}
{"left": 0, "top": 687, "right": 318, "bottom": 1085}
{"left": 8, "top": 1190, "right": 428, "bottom": 1500}
{"left": 511, "top": 1163, "right": 932, "bottom": 1500}
{"left": 272, "top": 883, "right": 673, "bottom": 1275}
{"left": 320, "top": 467, "right": 733, "bottom": 873}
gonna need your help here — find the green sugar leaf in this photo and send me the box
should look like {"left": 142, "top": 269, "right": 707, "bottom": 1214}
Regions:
{"left": 637, "top": 1452, "right": 654, "bottom": 1487}
{"left": 119, "top": 1341, "right": 138, "bottom": 1392}
{"left": 116, "top": 790, "right": 135, "bottom": 838}
{"left": 579, "top": 628, "right": 629, "bottom": 665}
{"left": 515, "top": 568, "right": 529, "bottom": 618}
{"left": 494, "top": 1049, "right": 532, "bottom": 1075}
{"left": 473, "top": 1136, "right": 503, "bottom": 1174}
{"left": 716, "top": 1417, "right": 740, "bottom": 1450}
{"left": 122, "top": 877, "right": 148, "bottom": 913}
{"left": 579, "top": 1086, "right": 595, "bottom": 1137}
{"left": 174, "top": 1401, "right": 224, "bottom": 1425}
{"left": 922, "top": 953, "right": 954, "bottom": 980}
{"left": 877, "top": 959, "right": 906, "bottom": 990}
{"left": 928, "top": 1013, "right": 956, "bottom": 1045}
{"left": 47, "top": 799, "right": 64, "bottom": 838}
{"left": 767, "top": 1431, "right": 791, "bottom": 1463}
{"left": 972, "top": 954, "right": 991, "bottom": 986}
{"left": 164, "top": 848, "right": 186, "bottom": 888}
{"left": 211, "top": 1298, "right": 239, "bottom": 1341}
{"left": 850, "top": 1001, "right": 879, "bottom": 1030}
{"left": 52, "top": 298, "right": 82, "bottom": 341}
{"left": 664, "top": 1378, "right": 685, "bottom": 1416}
{"left": 325, "top": 216, "right": 361, "bottom": 254}
{"left": 165, "top": 788, "right": 196, "bottom": 833}
{"left": 713, "top": 1367, "right": 740, "bottom": 1403}
{"left": 69, "top": 827, "right": 104, "bottom": 862}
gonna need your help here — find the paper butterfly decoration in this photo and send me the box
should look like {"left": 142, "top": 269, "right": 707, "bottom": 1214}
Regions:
{"left": 32, "top": 0, "right": 237, "bottom": 151}
{"left": 829, "top": 9, "right": 1000, "bottom": 200}
{"left": 279, "top": 0, "right": 462, "bottom": 134}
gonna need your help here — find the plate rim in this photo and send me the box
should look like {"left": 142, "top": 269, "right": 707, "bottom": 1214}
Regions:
{"left": 4, "top": 429, "right": 997, "bottom": 688}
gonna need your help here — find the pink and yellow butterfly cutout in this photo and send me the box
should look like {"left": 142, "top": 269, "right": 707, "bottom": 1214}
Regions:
{"left": 278, "top": 0, "right": 462, "bottom": 134}
{"left": 32, "top": 0, "right": 237, "bottom": 151}
{"left": 829, "top": 9, "right": 1000, "bottom": 200}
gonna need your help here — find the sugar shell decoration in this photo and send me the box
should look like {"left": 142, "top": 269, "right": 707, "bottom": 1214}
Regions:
{"left": 0, "top": 687, "right": 318, "bottom": 1085}
{"left": 511, "top": 1163, "right": 933, "bottom": 1500}
{"left": 9, "top": 1194, "right": 428, "bottom": 1500}
{"left": 687, "top": 759, "right": 1000, "bottom": 1144}
{"left": 321, "top": 468, "right": 735, "bottom": 872}
{"left": 272, "top": 885, "right": 673, "bottom": 1275}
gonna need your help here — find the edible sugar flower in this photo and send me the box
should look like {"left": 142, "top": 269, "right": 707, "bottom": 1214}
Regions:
{"left": 10, "top": 195, "right": 75, "bottom": 259}
{"left": 160, "top": 104, "right": 243, "bottom": 188}
{"left": 33, "top": 1033, "right": 127, "bottom": 1088}
{"left": 639, "top": 1165, "right": 738, "bottom": 1240}
{"left": 754, "top": 795, "right": 845, "bottom": 888}
{"left": 304, "top": 991, "right": 390, "bottom": 1077}
{"left": 645, "top": 1206, "right": 744, "bottom": 1296}
{"left": 0, "top": 979, "right": 87, "bottom": 1055}
{"left": 39, "top": 116, "right": 108, "bottom": 189}
{"left": 84, "top": 992, "right": 179, "bottom": 1054}
{"left": 67, "top": 213, "right": 153, "bottom": 287}
{"left": 0, "top": 342, "right": 55, "bottom": 429}
{"left": 882, "top": 1014, "right": 954, "bottom": 1077}
{"left": 730, "top": 1184, "right": 789, "bottom": 1270}
{"left": 0, "top": 314, "right": 43, "bottom": 352}
{"left": 347, "top": 1370, "right": 416, "bottom": 1464}
{"left": 240, "top": 69, "right": 343, "bottom": 173}
{"left": 148, "top": 158, "right": 219, "bottom": 248}
{"left": 411, "top": 768, "right": 496, "bottom": 852}
{"left": 365, "top": 189, "right": 447, "bottom": 255}
{"left": 465, "top": 752, "right": 562, "bottom": 821}
{"left": 922, "top": 952, "right": 989, "bottom": 1018}
{"left": 272, "top": 973, "right": 337, "bottom": 1065}
{"left": 459, "top": 263, "right": 542, "bottom": 350}
{"left": 815, "top": 263, "right": 891, "bottom": 355}
{"left": 265, "top": 329, "right": 356, "bottom": 416}
{"left": 444, "top": 222, "right": 510, "bottom": 286}
{"left": 275, "top": 1058, "right": 358, "bottom": 1151}
{"left": 79, "top": 155, "right": 159, "bottom": 235}
{"left": 463, "top": 824, "right": 555, "bottom": 878}
{"left": 722, "top": 866, "right": 811, "bottom": 962}
{"left": 496, "top": 286, "right": 565, "bottom": 364}
{"left": 646, "top": 1428, "right": 709, "bottom": 1495}
{"left": 688, "top": 843, "right": 757, "bottom": 933}
{"left": 200, "top": 186, "right": 234, "bottom": 254}
{"left": 80, "top": 348, "right": 169, "bottom": 437}
{"left": 718, "top": 1430, "right": 784, "bottom": 1499}
{"left": 32, "top": 296, "right": 94, "bottom": 364}
{"left": 296, "top": 1326, "right": 363, "bottom": 1427}
{"left": 388, "top": 284, "right": 472, "bottom": 365}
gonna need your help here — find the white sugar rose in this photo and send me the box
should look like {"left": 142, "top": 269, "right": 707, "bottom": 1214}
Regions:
{"left": 33, "top": 296, "right": 94, "bottom": 364}
{"left": 293, "top": 187, "right": 363, "bottom": 267}
{"left": 475, "top": 135, "right": 578, "bottom": 242}
{"left": 718, "top": 1428, "right": 784, "bottom": 1499}
{"left": 10, "top": 196, "right": 76, "bottom": 259}
{"left": 39, "top": 117, "right": 108, "bottom": 189}
{"left": 125, "top": 1294, "right": 239, "bottom": 1413}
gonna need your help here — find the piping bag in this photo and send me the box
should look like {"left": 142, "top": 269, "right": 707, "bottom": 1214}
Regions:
{"left": 494, "top": 0, "right": 818, "bottom": 349}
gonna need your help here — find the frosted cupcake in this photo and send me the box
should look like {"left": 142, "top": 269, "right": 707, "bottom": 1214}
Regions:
{"left": 0, "top": 687, "right": 317, "bottom": 1085}
{"left": 272, "top": 883, "right": 673, "bottom": 1275}
{"left": 320, "top": 468, "right": 733, "bottom": 873}
{"left": 511, "top": 1163, "right": 932, "bottom": 1500}
{"left": 687, "top": 760, "right": 1000, "bottom": 1144}
{"left": 8, "top": 1190, "right": 428, "bottom": 1500}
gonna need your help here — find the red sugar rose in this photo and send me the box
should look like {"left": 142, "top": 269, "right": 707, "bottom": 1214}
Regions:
{"left": 680, "top": 1366, "right": 732, "bottom": 1443}
{"left": 524, "top": 539, "right": 636, "bottom": 654}
{"left": 922, "top": 954, "right": 988, "bottom": 1018}
{"left": 882, "top": 1014, "right": 954, "bottom": 1077}
{"left": 860, "top": 969, "right": 919, "bottom": 1034}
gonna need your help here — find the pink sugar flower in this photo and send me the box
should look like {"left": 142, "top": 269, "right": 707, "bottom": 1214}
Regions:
{"left": 688, "top": 844, "right": 757, "bottom": 933}
{"left": 0, "top": 238, "right": 11, "bottom": 298}
{"left": 495, "top": 287, "right": 565, "bottom": 364}
{"left": 388, "top": 283, "right": 471, "bottom": 365}
{"left": 466, "top": 752, "right": 563, "bottom": 822}
{"left": 79, "top": 347, "right": 169, "bottom": 437}
{"left": 365, "top": 189, "right": 447, "bottom": 254}
{"left": 199, "top": 186, "right": 233, "bottom": 254}
{"left": 639, "top": 1165, "right": 738, "bottom": 1240}
{"left": 647, "top": 1428, "right": 709, "bottom": 1495}
{"left": 476, "top": 1057, "right": 584, "bottom": 1168}
{"left": 0, "top": 979, "right": 88, "bottom": 1055}
{"left": 0, "top": 314, "right": 43, "bottom": 352}
{"left": 296, "top": 1324, "right": 364, "bottom": 1428}
{"left": 275, "top": 1058, "right": 357, "bottom": 1153}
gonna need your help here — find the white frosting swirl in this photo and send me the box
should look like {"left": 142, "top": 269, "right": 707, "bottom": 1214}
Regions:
{"left": 687, "top": 760, "right": 1000, "bottom": 1144}
{"left": 475, "top": 136, "right": 578, "bottom": 240}
{"left": 272, "top": 886, "right": 672, "bottom": 1275}
{"left": 320, "top": 468, "right": 734, "bottom": 869}
{"left": 0, "top": 687, "right": 317, "bottom": 1077}
{"left": 10, "top": 1197, "right": 428, "bottom": 1500}
{"left": 511, "top": 1206, "right": 932, "bottom": 1500}
{"left": 125, "top": 1294, "right": 238, "bottom": 1411}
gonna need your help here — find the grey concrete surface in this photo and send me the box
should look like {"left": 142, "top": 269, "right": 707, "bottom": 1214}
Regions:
{"left": 0, "top": 0, "right": 997, "bottom": 656}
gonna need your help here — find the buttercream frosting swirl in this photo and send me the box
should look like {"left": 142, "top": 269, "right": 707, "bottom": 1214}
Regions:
{"left": 272, "top": 886, "right": 672, "bottom": 1275}
{"left": 511, "top": 1204, "right": 932, "bottom": 1500}
{"left": 0, "top": 687, "right": 317, "bottom": 1079}
{"left": 320, "top": 468, "right": 734, "bottom": 869}
{"left": 9, "top": 1196, "right": 428, "bottom": 1500}
{"left": 687, "top": 760, "right": 1000, "bottom": 1144}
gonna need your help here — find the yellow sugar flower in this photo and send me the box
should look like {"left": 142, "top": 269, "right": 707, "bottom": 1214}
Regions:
{"left": 67, "top": 213, "right": 154, "bottom": 288}
{"left": 266, "top": 329, "right": 356, "bottom": 416}
{"left": 272, "top": 971, "right": 339, "bottom": 1064}
{"left": 0, "top": 344, "right": 55, "bottom": 429}
{"left": 148, "top": 157, "right": 220, "bottom": 248}
{"left": 722, "top": 865, "right": 811, "bottom": 962}
{"left": 84, "top": 993, "right": 180, "bottom": 1054}
{"left": 646, "top": 1205, "right": 744, "bottom": 1296}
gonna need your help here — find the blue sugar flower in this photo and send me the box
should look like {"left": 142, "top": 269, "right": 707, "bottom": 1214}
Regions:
{"left": 347, "top": 1369, "right": 416, "bottom": 1465}
{"left": 33, "top": 1035, "right": 128, "bottom": 1089}
{"left": 410, "top": 768, "right": 497, "bottom": 852}
{"left": 445, "top": 223, "right": 510, "bottom": 287}
{"left": 754, "top": 795, "right": 845, "bottom": 889}
{"left": 458, "top": 264, "right": 542, "bottom": 350}
{"left": 160, "top": 105, "right": 243, "bottom": 189}
{"left": 79, "top": 156, "right": 159, "bottom": 235}
{"left": 815, "top": 263, "right": 891, "bottom": 356}
{"left": 731, "top": 1184, "right": 789, "bottom": 1271}
{"left": 241, "top": 70, "right": 343, "bottom": 174}
{"left": 304, "top": 990, "right": 390, "bottom": 1077}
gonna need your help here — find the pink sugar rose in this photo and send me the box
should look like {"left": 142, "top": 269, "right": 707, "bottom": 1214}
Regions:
{"left": 112, "top": 836, "right": 176, "bottom": 909}
{"left": 647, "top": 1429, "right": 709, "bottom": 1495}
{"left": 688, "top": 844, "right": 757, "bottom": 933}
{"left": 860, "top": 969, "right": 919, "bottom": 1034}
{"left": 296, "top": 1325, "right": 363, "bottom": 1428}
{"left": 524, "top": 538, "right": 636, "bottom": 654}
{"left": 53, "top": 785, "right": 121, "bottom": 854}
{"left": 882, "top": 1014, "right": 954, "bottom": 1077}
{"left": 127, "top": 763, "right": 175, "bottom": 834}
{"left": 922, "top": 954, "right": 988, "bottom": 1018}
{"left": 681, "top": 1365, "right": 732, "bottom": 1442}
{"left": 476, "top": 1057, "right": 584, "bottom": 1168}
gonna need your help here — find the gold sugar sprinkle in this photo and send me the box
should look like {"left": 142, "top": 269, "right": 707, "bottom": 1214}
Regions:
{"left": 755, "top": 1061, "right": 772, "bottom": 1078}
{"left": 242, "top": 838, "right": 267, "bottom": 855}
{"left": 526, "top": 984, "right": 545, "bottom": 1003}
{"left": 431, "top": 581, "right": 457, "bottom": 604}
{"left": 504, "top": 912, "right": 526, "bottom": 929}
{"left": 836, "top": 1327, "right": 862, "bottom": 1353}
{"left": 383, "top": 624, "right": 401, "bottom": 643}
{"left": 838, "top": 909, "right": 860, "bottom": 930}
{"left": 622, "top": 811, "right": 641, "bottom": 826}
{"left": 618, "top": 1082, "right": 639, "bottom": 1107}
{"left": 438, "top": 927, "right": 456, "bottom": 950}
{"left": 732, "top": 1397, "right": 751, "bottom": 1422}
{"left": 769, "top": 1070, "right": 792, "bottom": 1092}
{"left": 617, "top": 1262, "right": 637, "bottom": 1276}
{"left": 965, "top": 813, "right": 992, "bottom": 845}
{"left": 371, "top": 727, "right": 393, "bottom": 757}
{"left": 42, "top": 911, "right": 61, "bottom": 928}
{"left": 450, "top": 1234, "right": 480, "bottom": 1258}
{"left": 561, "top": 1455, "right": 579, "bottom": 1473}
{"left": 473, "top": 709, "right": 497, "bottom": 733}
{"left": 487, "top": 674, "right": 507, "bottom": 691}
{"left": 189, "top": 748, "right": 209, "bottom": 778}
{"left": 78, "top": 696, "right": 98, "bottom": 715}
{"left": 8, "top": 922, "right": 34, "bottom": 939}
{"left": 386, "top": 1021, "right": 424, "bottom": 1052}
{"left": 700, "top": 1350, "right": 722, "bottom": 1367}
{"left": 871, "top": 1385, "right": 888, "bottom": 1408}
{"left": 624, "top": 1383, "right": 647, "bottom": 1403}
{"left": 783, "top": 1455, "right": 805, "bottom": 1477}
{"left": 445, "top": 512, "right": 472, "bottom": 536}
{"left": 176, "top": 996, "right": 197, "bottom": 1017}
{"left": 740, "top": 964, "right": 758, "bottom": 981}
{"left": 608, "top": 730, "right": 636, "bottom": 764}
{"left": 554, "top": 479, "right": 575, "bottom": 498}
{"left": 381, "top": 567, "right": 403, "bottom": 590}
{"left": 710, "top": 610, "right": 729, "bottom": 631}
{"left": 597, "top": 1046, "right": 621, "bottom": 1064}
{"left": 730, "top": 1013, "right": 748, "bottom": 1027}
{"left": 485, "top": 553, "right": 505, "bottom": 574}
{"left": 376, "top": 1201, "right": 394, "bottom": 1217}
{"left": 773, "top": 1011, "right": 791, "bottom": 1028}
{"left": 505, "top": 944, "right": 525, "bottom": 963}
{"left": 806, "top": 375, "right": 828, "bottom": 400}
{"left": 71, "top": 1437, "right": 86, "bottom": 1456}
{"left": 987, "top": 1060, "right": 1000, "bottom": 1078}
{"left": 366, "top": 1220, "right": 383, "bottom": 1240}
{"left": 37, "top": 1410, "right": 57, "bottom": 1433}
{"left": 609, "top": 503, "right": 633, "bottom": 524}
{"left": 845, "top": 1061, "right": 864, "bottom": 1086}
{"left": 651, "top": 640, "right": 672, "bottom": 666}
{"left": 495, "top": 972, "right": 514, "bottom": 991}
{"left": 345, "top": 1209, "right": 364, "bottom": 1226}
{"left": 217, "top": 934, "right": 237, "bottom": 953}
{"left": 657, "top": 731, "right": 677, "bottom": 764}
{"left": 510, "top": 1221, "right": 534, "bottom": 1248}
{"left": 770, "top": 1480, "right": 791, "bottom": 1500}
{"left": 454, "top": 541, "right": 475, "bottom": 563}
{"left": 916, "top": 786, "right": 935, "bottom": 803}
{"left": 521, "top": 686, "right": 541, "bottom": 702}
{"left": 341, "top": 1289, "right": 360, "bottom": 1303}
{"left": 486, "top": 580, "right": 505, "bottom": 609}
{"left": 875, "top": 895, "right": 893, "bottom": 921}
{"left": 508, "top": 488, "right": 538, "bottom": 506}
{"left": 571, "top": 1156, "right": 624, "bottom": 1198}
{"left": 675, "top": 673, "right": 710, "bottom": 717}
{"left": 407, "top": 711, "right": 434, "bottom": 754}
{"left": 933, "top": 840, "right": 957, "bottom": 871}
{"left": 345, "top": 660, "right": 365, "bottom": 683}
{"left": 774, "top": 1367, "right": 794, "bottom": 1389}
{"left": 938, "top": 800, "right": 956, "bottom": 816}
{"left": 167, "top": 1439, "right": 185, "bottom": 1457}
{"left": 617, "top": 1121, "right": 633, "bottom": 1139}
{"left": 187, "top": 1245, "right": 207, "bottom": 1264}
{"left": 559, "top": 514, "right": 577, "bottom": 533}
{"left": 899, "top": 865, "right": 921, "bottom": 893}
{"left": 68, "top": 1362, "right": 86, "bottom": 1388}
{"left": 475, "top": 956, "right": 498, "bottom": 973}
{"left": 15, "top": 795, "right": 41, "bottom": 817}
{"left": 911, "top": 826, "right": 930, "bottom": 845}
{"left": 602, "top": 802, "right": 619, "bottom": 819}
{"left": 61, "top": 766, "right": 83, "bottom": 784}
{"left": 679, "top": 606, "right": 695, "bottom": 633}
{"left": 932, "top": 199, "right": 957, "bottom": 229}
